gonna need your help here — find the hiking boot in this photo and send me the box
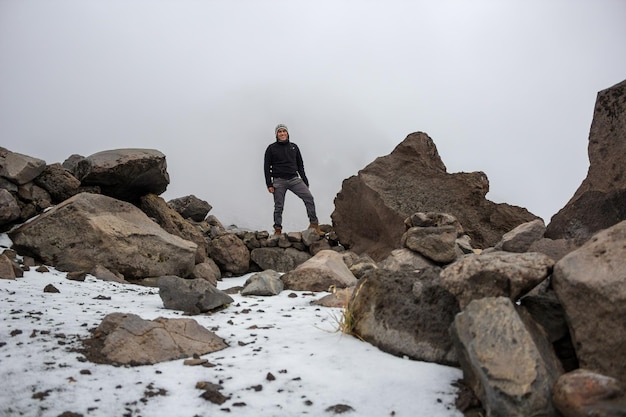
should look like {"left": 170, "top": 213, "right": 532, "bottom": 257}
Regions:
{"left": 308, "top": 222, "right": 325, "bottom": 236}
{"left": 273, "top": 226, "right": 282, "bottom": 236}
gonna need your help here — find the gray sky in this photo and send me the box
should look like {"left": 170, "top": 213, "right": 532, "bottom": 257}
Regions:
{"left": 1, "top": 0, "right": 625, "bottom": 232}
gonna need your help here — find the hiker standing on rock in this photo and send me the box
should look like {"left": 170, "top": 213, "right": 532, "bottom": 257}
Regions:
{"left": 264, "top": 124, "right": 323, "bottom": 236}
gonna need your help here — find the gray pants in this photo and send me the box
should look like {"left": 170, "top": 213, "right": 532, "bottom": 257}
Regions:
{"left": 272, "top": 177, "right": 318, "bottom": 228}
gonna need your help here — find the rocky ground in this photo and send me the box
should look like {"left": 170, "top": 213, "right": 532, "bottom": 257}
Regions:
{"left": 0, "top": 265, "right": 463, "bottom": 417}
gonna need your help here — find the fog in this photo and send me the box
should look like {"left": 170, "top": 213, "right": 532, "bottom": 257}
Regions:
{"left": 1, "top": 0, "right": 625, "bottom": 232}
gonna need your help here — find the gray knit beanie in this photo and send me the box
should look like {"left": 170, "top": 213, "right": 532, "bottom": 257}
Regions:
{"left": 275, "top": 124, "right": 289, "bottom": 136}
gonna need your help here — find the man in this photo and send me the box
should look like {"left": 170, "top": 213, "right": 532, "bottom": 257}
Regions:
{"left": 264, "top": 124, "right": 323, "bottom": 236}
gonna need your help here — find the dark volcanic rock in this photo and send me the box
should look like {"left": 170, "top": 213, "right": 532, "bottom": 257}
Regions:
{"left": 349, "top": 268, "right": 460, "bottom": 365}
{"left": 547, "top": 79, "right": 626, "bottom": 240}
{"left": 332, "top": 132, "right": 538, "bottom": 260}
{"left": 73, "top": 148, "right": 169, "bottom": 202}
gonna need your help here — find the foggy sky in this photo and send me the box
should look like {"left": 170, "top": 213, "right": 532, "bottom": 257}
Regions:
{"left": 1, "top": 0, "right": 625, "bottom": 232}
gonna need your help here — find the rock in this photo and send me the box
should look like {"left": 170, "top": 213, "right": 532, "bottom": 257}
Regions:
{"left": 9, "top": 193, "right": 197, "bottom": 280}
{"left": 519, "top": 289, "right": 578, "bottom": 371}
{"left": 405, "top": 211, "right": 465, "bottom": 233}
{"left": 547, "top": 79, "right": 626, "bottom": 240}
{"left": 528, "top": 237, "right": 586, "bottom": 262}
{"left": 378, "top": 248, "right": 435, "bottom": 272}
{"left": 287, "top": 231, "right": 303, "bottom": 243}
{"left": 197, "top": 382, "right": 229, "bottom": 404}
{"left": 241, "top": 270, "right": 284, "bottom": 296}
{"left": 331, "top": 132, "right": 539, "bottom": 260}
{"left": 277, "top": 234, "right": 291, "bottom": 248}
{"left": 84, "top": 312, "right": 227, "bottom": 365}
{"left": 73, "top": 149, "right": 170, "bottom": 202}
{"left": 520, "top": 289, "right": 570, "bottom": 343}
{"left": 43, "top": 284, "right": 59, "bottom": 293}
{"left": 250, "top": 247, "right": 311, "bottom": 273}
{"left": 33, "top": 163, "right": 81, "bottom": 203}
{"left": 552, "top": 369, "right": 626, "bottom": 417}
{"left": 0, "top": 253, "right": 16, "bottom": 279}
{"left": 17, "top": 182, "right": 51, "bottom": 211}
{"left": 552, "top": 220, "right": 626, "bottom": 382}
{"left": 301, "top": 228, "right": 321, "bottom": 247}
{"left": 167, "top": 195, "right": 212, "bottom": 222}
{"left": 242, "top": 231, "right": 261, "bottom": 251}
{"left": 281, "top": 250, "right": 357, "bottom": 292}
{"left": 440, "top": 251, "right": 554, "bottom": 309}
{"left": 139, "top": 193, "right": 208, "bottom": 263}
{"left": 348, "top": 268, "right": 459, "bottom": 365}
{"left": 0, "top": 147, "right": 46, "bottom": 185}
{"left": 311, "top": 287, "right": 354, "bottom": 308}
{"left": 494, "top": 219, "right": 546, "bottom": 253}
{"left": 308, "top": 239, "right": 332, "bottom": 255}
{"left": 207, "top": 233, "right": 250, "bottom": 275}
{"left": 190, "top": 260, "right": 221, "bottom": 286}
{"left": 0, "top": 189, "right": 20, "bottom": 227}
{"left": 66, "top": 271, "right": 87, "bottom": 282}
{"left": 158, "top": 276, "right": 233, "bottom": 314}
{"left": 0, "top": 176, "right": 18, "bottom": 193}
{"left": 402, "top": 225, "right": 458, "bottom": 264}
{"left": 451, "top": 297, "right": 561, "bottom": 417}
{"left": 348, "top": 254, "right": 378, "bottom": 279}
{"left": 91, "top": 264, "right": 126, "bottom": 283}
{"left": 455, "top": 235, "right": 475, "bottom": 254}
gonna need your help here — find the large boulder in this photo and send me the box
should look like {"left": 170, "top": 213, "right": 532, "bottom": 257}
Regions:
{"left": 348, "top": 268, "right": 460, "bottom": 365}
{"left": 402, "top": 225, "right": 458, "bottom": 264}
{"left": 281, "top": 249, "right": 357, "bottom": 292}
{"left": 0, "top": 147, "right": 46, "bottom": 185}
{"left": 546, "top": 79, "right": 626, "bottom": 240}
{"left": 190, "top": 260, "right": 221, "bottom": 286}
{"left": 527, "top": 237, "right": 586, "bottom": 262}
{"left": 33, "top": 163, "right": 81, "bottom": 203}
{"left": 0, "top": 189, "right": 20, "bottom": 228}
{"left": 70, "top": 149, "right": 170, "bottom": 202}
{"left": 158, "top": 276, "right": 233, "bottom": 314}
{"left": 451, "top": 297, "right": 562, "bottom": 417}
{"left": 440, "top": 251, "right": 554, "bottom": 309}
{"left": 241, "top": 270, "right": 284, "bottom": 296}
{"left": 332, "top": 132, "right": 538, "bottom": 260}
{"left": 82, "top": 312, "right": 227, "bottom": 365}
{"left": 250, "top": 247, "right": 311, "bottom": 272}
{"left": 552, "top": 220, "right": 626, "bottom": 382}
{"left": 8, "top": 192, "right": 197, "bottom": 280}
{"left": 552, "top": 369, "right": 626, "bottom": 417}
{"left": 207, "top": 233, "right": 250, "bottom": 275}
{"left": 167, "top": 194, "right": 212, "bottom": 222}
{"left": 0, "top": 253, "right": 17, "bottom": 279}
{"left": 377, "top": 248, "right": 435, "bottom": 272}
{"left": 139, "top": 193, "right": 208, "bottom": 263}
{"left": 494, "top": 219, "right": 547, "bottom": 253}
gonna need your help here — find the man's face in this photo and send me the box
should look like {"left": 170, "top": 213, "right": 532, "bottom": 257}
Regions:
{"left": 276, "top": 129, "right": 288, "bottom": 141}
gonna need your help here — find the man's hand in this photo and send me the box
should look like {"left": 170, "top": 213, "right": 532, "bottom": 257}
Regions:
{"left": 268, "top": 186, "right": 275, "bottom": 193}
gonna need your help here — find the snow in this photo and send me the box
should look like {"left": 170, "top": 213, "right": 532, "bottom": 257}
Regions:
{"left": 0, "top": 240, "right": 463, "bottom": 416}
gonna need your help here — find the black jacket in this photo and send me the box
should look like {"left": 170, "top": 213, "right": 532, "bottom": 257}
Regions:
{"left": 264, "top": 139, "right": 309, "bottom": 188}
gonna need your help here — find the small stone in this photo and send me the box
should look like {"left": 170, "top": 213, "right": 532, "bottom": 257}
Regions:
{"left": 92, "top": 295, "right": 111, "bottom": 300}
{"left": 43, "top": 284, "right": 59, "bottom": 293}
{"left": 200, "top": 389, "right": 229, "bottom": 405}
{"left": 326, "top": 404, "right": 355, "bottom": 414}
{"left": 66, "top": 271, "right": 87, "bottom": 281}
{"left": 195, "top": 381, "right": 223, "bottom": 391}
{"left": 183, "top": 358, "right": 208, "bottom": 366}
